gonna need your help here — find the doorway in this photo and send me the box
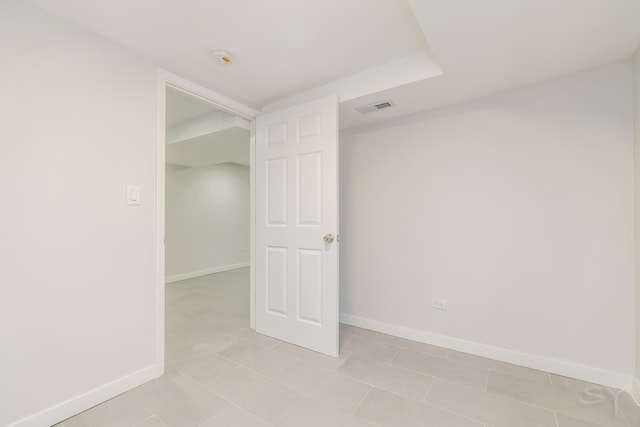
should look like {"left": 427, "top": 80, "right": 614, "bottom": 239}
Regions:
{"left": 164, "top": 87, "right": 252, "bottom": 364}
{"left": 155, "top": 71, "right": 340, "bottom": 371}
{"left": 155, "top": 70, "right": 260, "bottom": 371}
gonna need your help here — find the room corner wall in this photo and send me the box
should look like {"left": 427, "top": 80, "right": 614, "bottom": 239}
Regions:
{"left": 0, "top": 2, "right": 160, "bottom": 425}
{"left": 633, "top": 46, "right": 640, "bottom": 401}
{"left": 340, "top": 61, "right": 635, "bottom": 389}
{"left": 165, "top": 162, "right": 250, "bottom": 281}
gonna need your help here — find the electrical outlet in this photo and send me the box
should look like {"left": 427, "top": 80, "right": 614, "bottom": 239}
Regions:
{"left": 431, "top": 298, "right": 447, "bottom": 310}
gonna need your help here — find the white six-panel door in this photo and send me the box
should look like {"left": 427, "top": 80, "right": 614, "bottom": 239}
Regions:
{"left": 255, "top": 95, "right": 339, "bottom": 357}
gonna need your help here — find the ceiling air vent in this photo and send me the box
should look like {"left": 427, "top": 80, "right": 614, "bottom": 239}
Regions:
{"left": 355, "top": 99, "right": 395, "bottom": 114}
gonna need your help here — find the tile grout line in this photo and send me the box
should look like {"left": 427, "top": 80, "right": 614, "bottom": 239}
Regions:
{"left": 386, "top": 352, "right": 489, "bottom": 392}
{"left": 347, "top": 330, "right": 453, "bottom": 362}
{"left": 427, "top": 374, "right": 561, "bottom": 422}
{"left": 484, "top": 371, "right": 627, "bottom": 424}
{"left": 352, "top": 325, "right": 556, "bottom": 387}
{"left": 342, "top": 324, "right": 455, "bottom": 360}
{"left": 266, "top": 394, "right": 304, "bottom": 426}
{"left": 338, "top": 351, "right": 433, "bottom": 381}
{"left": 201, "top": 378, "right": 280, "bottom": 425}
{"left": 390, "top": 346, "right": 503, "bottom": 381}
{"left": 198, "top": 411, "right": 223, "bottom": 427}
{"left": 422, "top": 377, "right": 435, "bottom": 403}
{"left": 422, "top": 399, "right": 490, "bottom": 426}
{"left": 138, "top": 403, "right": 163, "bottom": 425}
{"left": 481, "top": 385, "right": 566, "bottom": 417}
{"left": 351, "top": 385, "right": 376, "bottom": 415}
{"left": 365, "top": 383, "right": 485, "bottom": 425}
{"left": 332, "top": 351, "right": 354, "bottom": 371}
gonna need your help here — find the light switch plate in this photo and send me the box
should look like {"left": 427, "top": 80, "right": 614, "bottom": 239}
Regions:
{"left": 127, "top": 185, "right": 141, "bottom": 205}
{"left": 431, "top": 298, "right": 447, "bottom": 310}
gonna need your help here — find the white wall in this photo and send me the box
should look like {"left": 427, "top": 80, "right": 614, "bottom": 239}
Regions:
{"left": 0, "top": 2, "right": 159, "bottom": 426}
{"left": 340, "top": 62, "right": 635, "bottom": 384}
{"left": 633, "top": 47, "right": 640, "bottom": 392}
{"left": 166, "top": 162, "right": 250, "bottom": 279}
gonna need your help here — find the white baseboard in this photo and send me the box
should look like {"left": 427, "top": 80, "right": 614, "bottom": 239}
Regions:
{"left": 165, "top": 262, "right": 249, "bottom": 284}
{"left": 340, "top": 313, "right": 632, "bottom": 391}
{"left": 630, "top": 377, "right": 640, "bottom": 405}
{"left": 8, "top": 364, "right": 161, "bottom": 427}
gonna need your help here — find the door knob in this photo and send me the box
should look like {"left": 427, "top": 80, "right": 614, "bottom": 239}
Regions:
{"left": 323, "top": 234, "right": 335, "bottom": 243}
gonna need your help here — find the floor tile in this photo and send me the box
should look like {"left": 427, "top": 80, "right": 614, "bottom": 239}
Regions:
{"left": 274, "top": 341, "right": 353, "bottom": 370}
{"left": 237, "top": 329, "right": 283, "bottom": 349}
{"left": 134, "top": 416, "right": 166, "bottom": 426}
{"left": 355, "top": 387, "right": 483, "bottom": 427}
{"left": 337, "top": 353, "right": 434, "bottom": 401}
{"left": 447, "top": 350, "right": 551, "bottom": 384}
{"left": 620, "top": 401, "right": 640, "bottom": 426}
{"left": 126, "top": 374, "right": 228, "bottom": 427}
{"left": 340, "top": 332, "right": 400, "bottom": 362}
{"left": 165, "top": 331, "right": 240, "bottom": 364}
{"left": 200, "top": 405, "right": 271, "bottom": 427}
{"left": 54, "top": 391, "right": 152, "bottom": 427}
{"left": 275, "top": 397, "right": 377, "bottom": 427}
{"left": 218, "top": 339, "right": 298, "bottom": 377}
{"left": 487, "top": 371, "right": 630, "bottom": 426}
{"left": 340, "top": 324, "right": 450, "bottom": 358}
{"left": 556, "top": 412, "right": 606, "bottom": 427}
{"left": 57, "top": 268, "right": 636, "bottom": 427}
{"left": 275, "top": 360, "right": 372, "bottom": 413}
{"left": 206, "top": 366, "right": 301, "bottom": 423}
{"left": 166, "top": 353, "right": 237, "bottom": 385}
{"left": 426, "top": 378, "right": 557, "bottom": 427}
{"left": 392, "top": 348, "right": 488, "bottom": 389}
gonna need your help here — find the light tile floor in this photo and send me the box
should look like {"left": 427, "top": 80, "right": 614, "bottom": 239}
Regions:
{"left": 56, "top": 268, "right": 640, "bottom": 427}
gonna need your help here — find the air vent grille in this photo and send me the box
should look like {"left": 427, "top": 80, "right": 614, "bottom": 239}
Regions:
{"left": 355, "top": 99, "right": 395, "bottom": 114}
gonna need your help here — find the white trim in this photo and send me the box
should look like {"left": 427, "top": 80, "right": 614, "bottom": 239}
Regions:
{"left": 340, "top": 313, "right": 633, "bottom": 390}
{"left": 155, "top": 69, "right": 259, "bottom": 378}
{"left": 165, "top": 262, "right": 250, "bottom": 284}
{"left": 8, "top": 365, "right": 160, "bottom": 427}
{"left": 154, "top": 69, "right": 166, "bottom": 376}
{"left": 249, "top": 125, "right": 256, "bottom": 329}
{"left": 630, "top": 377, "right": 640, "bottom": 405}
{"left": 159, "top": 70, "right": 260, "bottom": 120}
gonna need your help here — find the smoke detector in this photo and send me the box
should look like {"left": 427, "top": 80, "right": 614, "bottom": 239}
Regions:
{"left": 355, "top": 99, "right": 395, "bottom": 114}
{"left": 211, "top": 48, "right": 233, "bottom": 64}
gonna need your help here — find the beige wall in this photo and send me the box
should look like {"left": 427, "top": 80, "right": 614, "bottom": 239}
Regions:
{"left": 166, "top": 163, "right": 250, "bottom": 278}
{"left": 340, "top": 61, "right": 635, "bottom": 386}
{"left": 0, "top": 2, "right": 159, "bottom": 425}
{"left": 633, "top": 47, "right": 640, "bottom": 388}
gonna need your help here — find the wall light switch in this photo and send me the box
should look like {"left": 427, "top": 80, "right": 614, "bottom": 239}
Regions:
{"left": 431, "top": 298, "right": 447, "bottom": 310}
{"left": 127, "top": 185, "right": 141, "bottom": 206}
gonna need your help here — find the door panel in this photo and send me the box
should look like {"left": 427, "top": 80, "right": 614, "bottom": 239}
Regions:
{"left": 255, "top": 95, "right": 339, "bottom": 356}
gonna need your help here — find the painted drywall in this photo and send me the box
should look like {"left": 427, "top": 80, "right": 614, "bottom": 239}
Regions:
{"left": 0, "top": 2, "right": 158, "bottom": 426}
{"left": 633, "top": 47, "right": 640, "bottom": 393}
{"left": 166, "top": 163, "right": 250, "bottom": 279}
{"left": 340, "top": 62, "right": 635, "bottom": 381}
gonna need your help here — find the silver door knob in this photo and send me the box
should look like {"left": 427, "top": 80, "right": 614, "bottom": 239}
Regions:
{"left": 323, "top": 234, "right": 335, "bottom": 243}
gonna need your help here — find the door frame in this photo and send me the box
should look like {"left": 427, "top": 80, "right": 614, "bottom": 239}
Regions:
{"left": 155, "top": 69, "right": 260, "bottom": 371}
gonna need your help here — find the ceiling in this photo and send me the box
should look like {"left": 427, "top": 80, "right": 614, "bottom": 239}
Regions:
{"left": 166, "top": 87, "right": 220, "bottom": 127}
{"left": 26, "top": 0, "right": 640, "bottom": 129}
{"left": 166, "top": 87, "right": 249, "bottom": 168}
